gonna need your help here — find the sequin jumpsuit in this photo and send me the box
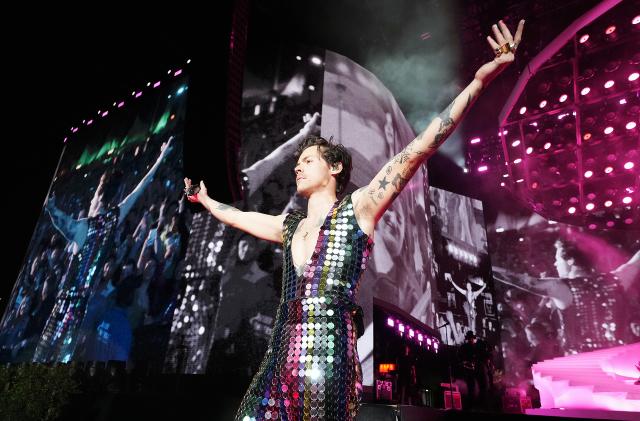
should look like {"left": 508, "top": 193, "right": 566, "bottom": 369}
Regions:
{"left": 34, "top": 208, "right": 120, "bottom": 363}
{"left": 235, "top": 194, "right": 374, "bottom": 421}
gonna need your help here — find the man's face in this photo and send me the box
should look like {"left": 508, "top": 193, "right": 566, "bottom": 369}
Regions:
{"left": 294, "top": 146, "right": 337, "bottom": 197}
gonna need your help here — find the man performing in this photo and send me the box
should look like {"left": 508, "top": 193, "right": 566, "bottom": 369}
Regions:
{"left": 185, "top": 19, "right": 525, "bottom": 421}
{"left": 34, "top": 139, "right": 173, "bottom": 363}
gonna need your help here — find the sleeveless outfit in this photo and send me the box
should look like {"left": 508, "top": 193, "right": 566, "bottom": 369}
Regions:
{"left": 34, "top": 208, "right": 120, "bottom": 363}
{"left": 235, "top": 193, "right": 374, "bottom": 421}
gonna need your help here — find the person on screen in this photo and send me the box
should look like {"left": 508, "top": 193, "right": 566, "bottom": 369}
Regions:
{"left": 185, "top": 19, "right": 525, "bottom": 420}
{"left": 33, "top": 139, "right": 174, "bottom": 363}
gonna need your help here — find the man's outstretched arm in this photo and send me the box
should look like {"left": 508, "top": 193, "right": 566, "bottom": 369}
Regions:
{"left": 353, "top": 20, "right": 525, "bottom": 225}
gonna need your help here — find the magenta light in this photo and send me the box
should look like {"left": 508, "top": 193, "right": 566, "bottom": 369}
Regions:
{"left": 584, "top": 170, "right": 593, "bottom": 178}
{"left": 559, "top": 94, "right": 568, "bottom": 103}
{"left": 516, "top": 178, "right": 524, "bottom": 183}
{"left": 418, "top": 333, "right": 423, "bottom": 341}
{"left": 174, "top": 69, "right": 183, "bottom": 76}
{"left": 588, "top": 224, "right": 597, "bottom": 230}
{"left": 500, "top": 182, "right": 505, "bottom": 187}
{"left": 513, "top": 158, "right": 522, "bottom": 164}
{"left": 585, "top": 203, "right": 595, "bottom": 210}
{"left": 409, "top": 329, "right": 415, "bottom": 338}
{"left": 470, "top": 137, "right": 481, "bottom": 144}
{"left": 579, "top": 34, "right": 589, "bottom": 43}
{"left": 604, "top": 80, "right": 614, "bottom": 89}
{"left": 153, "top": 81, "right": 161, "bottom": 88}
{"left": 604, "top": 126, "right": 614, "bottom": 135}
{"left": 581, "top": 87, "right": 590, "bottom": 95}
{"left": 539, "top": 100, "right": 547, "bottom": 108}
{"left": 587, "top": 193, "right": 596, "bottom": 200}
{"left": 398, "top": 324, "right": 405, "bottom": 333}
{"left": 512, "top": 140, "right": 521, "bottom": 147}
{"left": 625, "top": 218, "right": 633, "bottom": 224}
{"left": 387, "top": 318, "right": 394, "bottom": 327}
{"left": 117, "top": 101, "right": 125, "bottom": 108}
{"left": 526, "top": 147, "right": 533, "bottom": 154}
{"left": 624, "top": 162, "right": 634, "bottom": 169}
{"left": 629, "top": 72, "right": 639, "bottom": 82}
{"left": 634, "top": 15, "right": 640, "bottom": 25}
{"left": 519, "top": 106, "right": 527, "bottom": 115}
{"left": 568, "top": 207, "right": 576, "bottom": 214}
{"left": 478, "top": 165, "right": 488, "bottom": 172}
{"left": 604, "top": 200, "right": 613, "bottom": 207}
{"left": 604, "top": 166, "right": 614, "bottom": 174}
{"left": 626, "top": 122, "right": 637, "bottom": 130}
{"left": 619, "top": 98, "right": 627, "bottom": 105}
{"left": 622, "top": 196, "right": 632, "bottom": 204}
{"left": 135, "top": 91, "right": 142, "bottom": 98}
{"left": 544, "top": 142, "right": 551, "bottom": 150}
{"left": 605, "top": 25, "right": 616, "bottom": 35}
{"left": 606, "top": 221, "right": 615, "bottom": 228}
{"left": 426, "top": 338, "right": 432, "bottom": 345}
{"left": 101, "top": 111, "right": 109, "bottom": 117}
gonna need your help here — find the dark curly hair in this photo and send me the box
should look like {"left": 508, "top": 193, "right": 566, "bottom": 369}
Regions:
{"left": 294, "top": 136, "right": 352, "bottom": 194}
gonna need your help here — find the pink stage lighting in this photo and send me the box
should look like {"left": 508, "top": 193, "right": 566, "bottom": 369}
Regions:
{"left": 604, "top": 127, "right": 614, "bottom": 135}
{"left": 544, "top": 142, "right": 551, "bottom": 150}
{"left": 629, "top": 72, "right": 639, "bottom": 82}
{"left": 585, "top": 203, "right": 595, "bottom": 210}
{"left": 519, "top": 106, "right": 527, "bottom": 115}
{"left": 604, "top": 166, "right": 614, "bottom": 174}
{"left": 568, "top": 207, "right": 576, "bottom": 214}
{"left": 604, "top": 80, "right": 614, "bottom": 89}
{"left": 581, "top": 87, "right": 590, "bottom": 95}
{"left": 622, "top": 196, "right": 632, "bottom": 204}
{"left": 605, "top": 25, "right": 616, "bottom": 35}
{"left": 623, "top": 162, "right": 634, "bottom": 169}
{"left": 559, "top": 94, "right": 568, "bottom": 102}
{"left": 387, "top": 318, "right": 394, "bottom": 327}
{"left": 539, "top": 100, "right": 547, "bottom": 108}
{"left": 625, "top": 218, "right": 633, "bottom": 224}
{"left": 619, "top": 98, "right": 627, "bottom": 104}
{"left": 626, "top": 122, "right": 636, "bottom": 130}
{"left": 584, "top": 170, "right": 593, "bottom": 178}
{"left": 588, "top": 224, "right": 597, "bottom": 229}
{"left": 604, "top": 200, "right": 613, "bottom": 207}
{"left": 606, "top": 221, "right": 615, "bottom": 227}
{"left": 526, "top": 147, "right": 533, "bottom": 154}
{"left": 512, "top": 140, "right": 521, "bottom": 147}
{"left": 478, "top": 165, "right": 488, "bottom": 172}
{"left": 513, "top": 158, "right": 522, "bottom": 164}
{"left": 634, "top": 15, "right": 640, "bottom": 25}
{"left": 470, "top": 137, "right": 481, "bottom": 144}
{"left": 579, "top": 34, "right": 589, "bottom": 43}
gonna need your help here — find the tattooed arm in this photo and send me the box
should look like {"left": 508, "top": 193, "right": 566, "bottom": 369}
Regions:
{"left": 184, "top": 178, "right": 286, "bottom": 243}
{"left": 353, "top": 19, "right": 525, "bottom": 225}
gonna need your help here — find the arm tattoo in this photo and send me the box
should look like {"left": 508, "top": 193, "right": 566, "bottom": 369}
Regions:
{"left": 368, "top": 188, "right": 379, "bottom": 205}
{"left": 433, "top": 98, "right": 456, "bottom": 147}
{"left": 432, "top": 93, "right": 474, "bottom": 148}
{"left": 391, "top": 173, "right": 409, "bottom": 192}
{"left": 377, "top": 176, "right": 390, "bottom": 190}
